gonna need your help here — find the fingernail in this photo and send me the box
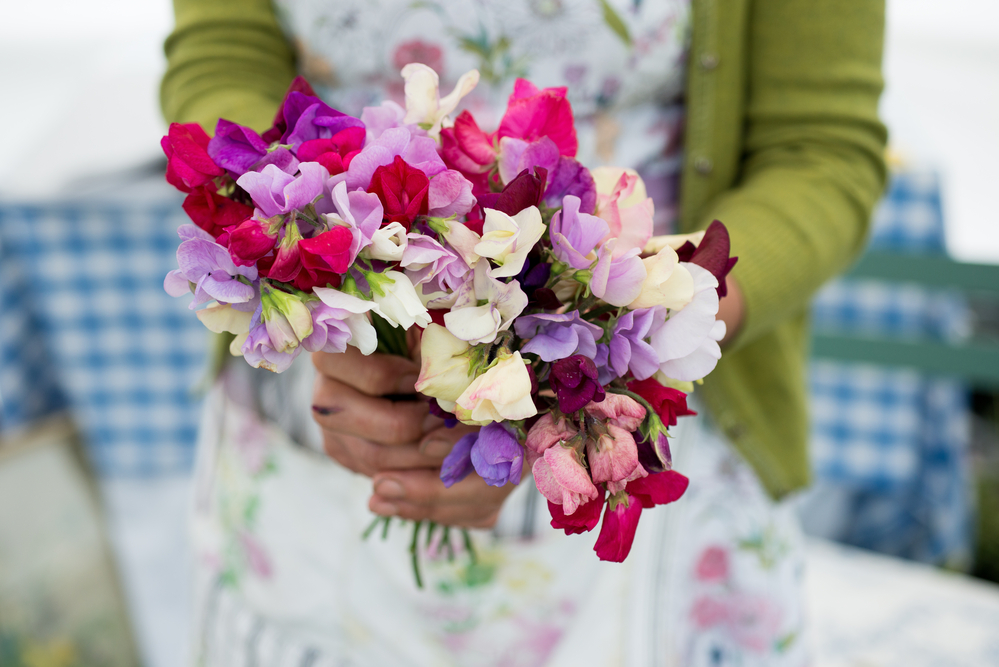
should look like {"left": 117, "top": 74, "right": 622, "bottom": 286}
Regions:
{"left": 395, "top": 373, "right": 418, "bottom": 394}
{"left": 370, "top": 500, "right": 398, "bottom": 516}
{"left": 312, "top": 405, "right": 341, "bottom": 416}
{"left": 374, "top": 479, "right": 405, "bottom": 499}
{"left": 420, "top": 438, "right": 453, "bottom": 458}
{"left": 422, "top": 414, "right": 445, "bottom": 433}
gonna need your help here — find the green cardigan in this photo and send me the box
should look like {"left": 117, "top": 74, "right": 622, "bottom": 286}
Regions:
{"left": 161, "top": 0, "right": 888, "bottom": 499}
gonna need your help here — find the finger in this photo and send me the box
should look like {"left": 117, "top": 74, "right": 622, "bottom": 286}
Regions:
{"left": 312, "top": 374, "right": 429, "bottom": 446}
{"left": 324, "top": 432, "right": 448, "bottom": 476}
{"left": 417, "top": 423, "right": 479, "bottom": 459}
{"left": 369, "top": 468, "right": 516, "bottom": 526}
{"left": 312, "top": 347, "right": 420, "bottom": 397}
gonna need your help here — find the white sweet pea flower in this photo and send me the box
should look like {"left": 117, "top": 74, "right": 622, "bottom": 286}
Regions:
{"left": 195, "top": 301, "right": 253, "bottom": 335}
{"left": 401, "top": 64, "right": 480, "bottom": 139}
{"left": 629, "top": 245, "right": 695, "bottom": 310}
{"left": 474, "top": 206, "right": 545, "bottom": 278}
{"left": 362, "top": 221, "right": 408, "bottom": 262}
{"left": 444, "top": 262, "right": 528, "bottom": 345}
{"left": 369, "top": 270, "right": 432, "bottom": 329}
{"left": 431, "top": 217, "right": 482, "bottom": 268}
{"left": 454, "top": 351, "right": 537, "bottom": 425}
{"left": 649, "top": 263, "right": 721, "bottom": 381}
{"left": 415, "top": 323, "right": 476, "bottom": 403}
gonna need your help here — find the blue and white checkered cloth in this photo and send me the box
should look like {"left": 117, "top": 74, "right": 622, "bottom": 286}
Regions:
{"left": 0, "top": 180, "right": 208, "bottom": 476}
{"left": 807, "top": 170, "right": 973, "bottom": 566}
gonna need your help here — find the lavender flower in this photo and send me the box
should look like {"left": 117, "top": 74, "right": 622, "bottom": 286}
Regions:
{"left": 550, "top": 195, "right": 609, "bottom": 270}
{"left": 440, "top": 422, "right": 525, "bottom": 488}
{"left": 608, "top": 308, "right": 661, "bottom": 380}
{"left": 236, "top": 162, "right": 329, "bottom": 218}
{"left": 164, "top": 225, "right": 257, "bottom": 307}
{"left": 514, "top": 311, "right": 604, "bottom": 362}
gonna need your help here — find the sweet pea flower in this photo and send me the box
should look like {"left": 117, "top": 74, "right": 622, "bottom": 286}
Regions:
{"left": 431, "top": 217, "right": 482, "bottom": 268}
{"left": 440, "top": 422, "right": 524, "bottom": 487}
{"left": 317, "top": 181, "right": 384, "bottom": 264}
{"left": 241, "top": 318, "right": 301, "bottom": 373}
{"left": 588, "top": 425, "right": 647, "bottom": 494}
{"left": 331, "top": 127, "right": 446, "bottom": 191}
{"left": 401, "top": 64, "right": 480, "bottom": 139}
{"left": 514, "top": 311, "right": 603, "bottom": 362}
{"left": 544, "top": 157, "right": 597, "bottom": 213}
{"left": 401, "top": 234, "right": 469, "bottom": 293}
{"left": 608, "top": 308, "right": 661, "bottom": 380}
{"left": 675, "top": 220, "right": 739, "bottom": 298}
{"left": 237, "top": 162, "right": 329, "bottom": 218}
{"left": 592, "top": 167, "right": 654, "bottom": 258}
{"left": 208, "top": 119, "right": 298, "bottom": 177}
{"left": 440, "top": 110, "right": 497, "bottom": 193}
{"left": 415, "top": 323, "right": 476, "bottom": 405}
{"left": 428, "top": 169, "right": 476, "bottom": 218}
{"left": 474, "top": 206, "right": 545, "bottom": 278}
{"left": 260, "top": 76, "right": 319, "bottom": 143}
{"left": 310, "top": 287, "right": 379, "bottom": 354}
{"left": 498, "top": 137, "right": 596, "bottom": 212}
{"left": 475, "top": 167, "right": 546, "bottom": 217}
{"left": 636, "top": 432, "right": 673, "bottom": 473}
{"left": 454, "top": 351, "right": 537, "bottom": 424}
{"left": 590, "top": 239, "right": 646, "bottom": 308}
{"left": 368, "top": 155, "right": 430, "bottom": 229}
{"left": 649, "top": 263, "right": 724, "bottom": 381}
{"left": 547, "top": 489, "right": 605, "bottom": 534}
{"left": 297, "top": 126, "right": 366, "bottom": 176}
{"left": 263, "top": 223, "right": 303, "bottom": 283}
{"left": 627, "top": 470, "right": 689, "bottom": 508}
{"left": 260, "top": 285, "right": 313, "bottom": 354}
{"left": 497, "top": 136, "right": 558, "bottom": 186}
{"left": 194, "top": 301, "right": 253, "bottom": 337}
{"left": 593, "top": 493, "right": 643, "bottom": 562}
{"left": 549, "top": 355, "right": 605, "bottom": 414}
{"left": 228, "top": 217, "right": 280, "bottom": 266}
{"left": 182, "top": 187, "right": 254, "bottom": 239}
{"left": 366, "top": 270, "right": 431, "bottom": 329}
{"left": 626, "top": 377, "right": 696, "bottom": 428}
{"left": 164, "top": 226, "right": 258, "bottom": 307}
{"left": 360, "top": 100, "right": 410, "bottom": 142}
{"left": 630, "top": 245, "right": 694, "bottom": 311}
{"left": 525, "top": 413, "right": 579, "bottom": 458}
{"left": 279, "top": 91, "right": 365, "bottom": 150}
{"left": 296, "top": 226, "right": 354, "bottom": 290}
{"left": 532, "top": 444, "right": 599, "bottom": 515}
{"left": 550, "top": 195, "right": 609, "bottom": 270}
{"left": 444, "top": 262, "right": 528, "bottom": 345}
{"left": 584, "top": 393, "right": 646, "bottom": 432}
{"left": 361, "top": 221, "right": 408, "bottom": 262}
{"left": 161, "top": 123, "right": 223, "bottom": 193}
{"left": 497, "top": 79, "right": 577, "bottom": 157}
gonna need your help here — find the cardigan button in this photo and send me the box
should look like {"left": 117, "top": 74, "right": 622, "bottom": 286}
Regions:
{"left": 699, "top": 53, "right": 720, "bottom": 70}
{"left": 694, "top": 157, "right": 714, "bottom": 175}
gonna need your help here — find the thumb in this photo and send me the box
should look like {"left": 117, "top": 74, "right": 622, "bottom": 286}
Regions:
{"left": 418, "top": 423, "right": 479, "bottom": 460}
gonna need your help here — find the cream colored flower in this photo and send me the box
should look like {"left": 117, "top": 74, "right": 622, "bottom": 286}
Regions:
{"left": 455, "top": 351, "right": 537, "bottom": 425}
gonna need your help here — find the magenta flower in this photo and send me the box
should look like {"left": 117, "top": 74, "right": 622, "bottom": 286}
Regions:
{"left": 544, "top": 157, "right": 596, "bottom": 213}
{"left": 440, "top": 422, "right": 524, "bottom": 487}
{"left": 279, "top": 91, "right": 365, "bottom": 150}
{"left": 550, "top": 355, "right": 605, "bottom": 414}
{"left": 608, "top": 308, "right": 661, "bottom": 380}
{"left": 440, "top": 110, "right": 496, "bottom": 193}
{"left": 626, "top": 377, "right": 696, "bottom": 428}
{"left": 297, "top": 126, "right": 366, "bottom": 176}
{"left": 331, "top": 127, "right": 445, "bottom": 192}
{"left": 237, "top": 162, "right": 329, "bottom": 218}
{"left": 550, "top": 195, "right": 610, "bottom": 270}
{"left": 547, "top": 488, "right": 605, "bottom": 535}
{"left": 626, "top": 470, "right": 689, "bottom": 508}
{"left": 161, "top": 123, "right": 223, "bottom": 193}
{"left": 593, "top": 494, "right": 643, "bottom": 562}
{"left": 514, "top": 311, "right": 603, "bottom": 362}
{"left": 228, "top": 218, "right": 278, "bottom": 267}
{"left": 208, "top": 119, "right": 298, "bottom": 177}
{"left": 497, "top": 79, "right": 577, "bottom": 158}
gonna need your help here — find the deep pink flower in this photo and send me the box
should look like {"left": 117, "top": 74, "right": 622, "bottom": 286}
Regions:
{"left": 262, "top": 229, "right": 303, "bottom": 283}
{"left": 548, "top": 487, "right": 605, "bottom": 535}
{"left": 593, "top": 494, "right": 643, "bottom": 562}
{"left": 497, "top": 79, "right": 578, "bottom": 158}
{"left": 297, "top": 227, "right": 354, "bottom": 286}
{"left": 182, "top": 186, "right": 254, "bottom": 239}
{"left": 550, "top": 355, "right": 605, "bottom": 414}
{"left": 675, "top": 220, "right": 738, "bottom": 298}
{"left": 625, "top": 470, "right": 689, "bottom": 508}
{"left": 228, "top": 218, "right": 278, "bottom": 266}
{"left": 440, "top": 110, "right": 496, "bottom": 193}
{"left": 368, "top": 155, "right": 429, "bottom": 230}
{"left": 695, "top": 546, "right": 730, "bottom": 582}
{"left": 297, "top": 126, "right": 366, "bottom": 175}
{"left": 626, "top": 377, "right": 696, "bottom": 428}
{"left": 161, "top": 123, "right": 224, "bottom": 193}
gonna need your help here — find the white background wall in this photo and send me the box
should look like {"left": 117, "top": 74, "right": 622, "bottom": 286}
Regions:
{"left": 1, "top": 0, "right": 997, "bottom": 260}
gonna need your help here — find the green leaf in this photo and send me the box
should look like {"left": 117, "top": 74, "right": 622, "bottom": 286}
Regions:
{"left": 598, "top": 0, "right": 632, "bottom": 46}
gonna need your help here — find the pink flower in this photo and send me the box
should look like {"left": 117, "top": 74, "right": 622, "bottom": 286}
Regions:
{"left": 532, "top": 444, "right": 599, "bottom": 515}
{"left": 497, "top": 79, "right": 578, "bottom": 158}
{"left": 297, "top": 226, "right": 354, "bottom": 288}
{"left": 297, "top": 126, "right": 366, "bottom": 175}
{"left": 593, "top": 493, "right": 643, "bottom": 562}
{"left": 584, "top": 393, "right": 645, "bottom": 431}
{"left": 695, "top": 546, "right": 730, "bottom": 582}
{"left": 592, "top": 167, "right": 654, "bottom": 258}
{"left": 524, "top": 412, "right": 578, "bottom": 468}
{"left": 392, "top": 39, "right": 444, "bottom": 73}
{"left": 440, "top": 111, "right": 497, "bottom": 194}
{"left": 587, "top": 424, "right": 646, "bottom": 493}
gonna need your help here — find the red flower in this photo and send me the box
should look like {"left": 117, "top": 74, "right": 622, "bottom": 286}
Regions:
{"left": 548, "top": 488, "right": 605, "bottom": 535}
{"left": 162, "top": 123, "right": 224, "bottom": 193}
{"left": 625, "top": 470, "right": 689, "bottom": 508}
{"left": 228, "top": 218, "right": 278, "bottom": 266}
{"left": 182, "top": 186, "right": 253, "bottom": 239}
{"left": 627, "top": 377, "right": 696, "bottom": 428}
{"left": 593, "top": 494, "right": 643, "bottom": 562}
{"left": 497, "top": 79, "right": 578, "bottom": 158}
{"left": 368, "top": 156, "right": 430, "bottom": 230}
{"left": 297, "top": 126, "right": 366, "bottom": 176}
{"left": 674, "top": 220, "right": 738, "bottom": 298}
{"left": 297, "top": 226, "right": 354, "bottom": 289}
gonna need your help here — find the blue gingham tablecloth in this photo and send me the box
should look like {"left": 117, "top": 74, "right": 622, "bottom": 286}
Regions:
{"left": 807, "top": 170, "right": 973, "bottom": 566}
{"left": 0, "top": 182, "right": 207, "bottom": 476}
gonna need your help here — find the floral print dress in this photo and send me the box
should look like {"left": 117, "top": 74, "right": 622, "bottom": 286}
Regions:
{"left": 189, "top": 1, "right": 810, "bottom": 665}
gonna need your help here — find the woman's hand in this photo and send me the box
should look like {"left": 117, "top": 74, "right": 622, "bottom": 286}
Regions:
{"left": 311, "top": 346, "right": 515, "bottom": 528}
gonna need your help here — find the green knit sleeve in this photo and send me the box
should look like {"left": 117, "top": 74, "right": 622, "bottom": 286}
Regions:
{"left": 160, "top": 0, "right": 298, "bottom": 133}
{"left": 706, "top": 0, "right": 888, "bottom": 348}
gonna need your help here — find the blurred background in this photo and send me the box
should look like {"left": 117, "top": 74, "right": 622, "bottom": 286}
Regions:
{"left": 0, "top": 1, "right": 997, "bottom": 665}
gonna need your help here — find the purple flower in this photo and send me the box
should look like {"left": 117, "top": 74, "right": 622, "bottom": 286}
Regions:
{"left": 401, "top": 234, "right": 469, "bottom": 292}
{"left": 241, "top": 305, "right": 301, "bottom": 373}
{"left": 498, "top": 137, "right": 595, "bottom": 213}
{"left": 300, "top": 301, "right": 355, "bottom": 353}
{"left": 550, "top": 195, "right": 609, "bottom": 270}
{"left": 476, "top": 167, "right": 547, "bottom": 217}
{"left": 514, "top": 311, "right": 604, "bottom": 362}
{"left": 208, "top": 119, "right": 299, "bottom": 177}
{"left": 608, "top": 308, "right": 661, "bottom": 380}
{"left": 440, "top": 422, "right": 525, "bottom": 488}
{"left": 590, "top": 240, "right": 646, "bottom": 307}
{"left": 360, "top": 101, "right": 414, "bottom": 142}
{"left": 280, "top": 91, "right": 365, "bottom": 150}
{"left": 636, "top": 432, "right": 672, "bottom": 474}
{"left": 550, "top": 355, "right": 605, "bottom": 414}
{"left": 164, "top": 225, "right": 257, "bottom": 307}
{"left": 544, "top": 157, "right": 596, "bottom": 213}
{"left": 237, "top": 162, "right": 329, "bottom": 218}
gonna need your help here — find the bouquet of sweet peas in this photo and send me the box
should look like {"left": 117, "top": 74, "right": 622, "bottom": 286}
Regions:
{"left": 162, "top": 64, "right": 736, "bottom": 571}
